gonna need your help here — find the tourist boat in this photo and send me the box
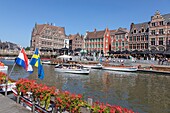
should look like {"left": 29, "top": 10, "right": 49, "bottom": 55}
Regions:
{"left": 82, "top": 63, "right": 103, "bottom": 69}
{"left": 54, "top": 63, "right": 90, "bottom": 75}
{"left": 103, "top": 65, "right": 138, "bottom": 72}
{"left": 0, "top": 66, "right": 8, "bottom": 74}
{"left": 137, "top": 65, "right": 170, "bottom": 74}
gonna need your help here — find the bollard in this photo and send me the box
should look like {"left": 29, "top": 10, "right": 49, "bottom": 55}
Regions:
{"left": 17, "top": 95, "right": 20, "bottom": 104}
{"left": 87, "top": 98, "right": 93, "bottom": 106}
{"left": 32, "top": 101, "right": 35, "bottom": 112}
{"left": 80, "top": 107, "right": 91, "bottom": 113}
{"left": 51, "top": 96, "right": 56, "bottom": 113}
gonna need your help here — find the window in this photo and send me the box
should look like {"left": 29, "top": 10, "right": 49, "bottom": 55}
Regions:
{"left": 112, "top": 42, "right": 115, "bottom": 46}
{"left": 159, "top": 29, "right": 164, "bottom": 34}
{"left": 159, "top": 37, "right": 163, "bottom": 45}
{"left": 151, "top": 30, "right": 155, "bottom": 35}
{"left": 116, "top": 42, "right": 118, "bottom": 47}
{"left": 145, "top": 43, "right": 148, "bottom": 49}
{"left": 141, "top": 35, "right": 144, "bottom": 41}
{"left": 129, "top": 44, "right": 132, "bottom": 49}
{"left": 145, "top": 35, "right": 148, "bottom": 41}
{"left": 133, "top": 36, "right": 136, "bottom": 41}
{"left": 137, "top": 36, "right": 140, "bottom": 41}
{"left": 129, "top": 37, "right": 132, "bottom": 41}
{"left": 137, "top": 44, "right": 140, "bottom": 49}
{"left": 116, "top": 35, "right": 118, "bottom": 40}
{"left": 142, "top": 29, "right": 144, "bottom": 32}
{"left": 134, "top": 30, "right": 136, "bottom": 33}
{"left": 119, "top": 42, "right": 121, "bottom": 46}
{"left": 141, "top": 43, "right": 144, "bottom": 49}
{"left": 152, "top": 23, "right": 155, "bottom": 26}
{"left": 133, "top": 44, "right": 136, "bottom": 49}
{"left": 159, "top": 21, "right": 163, "bottom": 26}
{"left": 106, "top": 38, "right": 108, "bottom": 42}
{"left": 151, "top": 38, "right": 155, "bottom": 45}
{"left": 122, "top": 35, "right": 125, "bottom": 39}
{"left": 122, "top": 41, "right": 124, "bottom": 47}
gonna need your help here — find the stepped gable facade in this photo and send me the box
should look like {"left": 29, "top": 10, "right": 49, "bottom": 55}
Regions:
{"left": 149, "top": 11, "right": 170, "bottom": 51}
{"left": 68, "top": 33, "right": 84, "bottom": 51}
{"left": 129, "top": 11, "right": 170, "bottom": 52}
{"left": 129, "top": 22, "right": 149, "bottom": 51}
{"left": 110, "top": 28, "right": 129, "bottom": 51}
{"left": 30, "top": 23, "right": 67, "bottom": 51}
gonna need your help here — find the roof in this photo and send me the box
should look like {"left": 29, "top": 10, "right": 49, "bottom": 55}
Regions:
{"left": 110, "top": 30, "right": 116, "bottom": 35}
{"left": 133, "top": 22, "right": 149, "bottom": 31}
{"left": 162, "top": 13, "right": 170, "bottom": 23}
{"left": 69, "top": 33, "right": 83, "bottom": 40}
{"left": 86, "top": 30, "right": 105, "bottom": 39}
{"left": 69, "top": 34, "right": 77, "bottom": 40}
{"left": 115, "top": 28, "right": 129, "bottom": 34}
{"left": 34, "top": 24, "right": 65, "bottom": 35}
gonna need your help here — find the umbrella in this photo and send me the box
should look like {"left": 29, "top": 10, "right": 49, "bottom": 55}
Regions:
{"left": 80, "top": 49, "right": 87, "bottom": 53}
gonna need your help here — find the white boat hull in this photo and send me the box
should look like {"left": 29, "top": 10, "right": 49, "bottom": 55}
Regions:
{"left": 0, "top": 66, "right": 8, "bottom": 74}
{"left": 103, "top": 66, "right": 138, "bottom": 72}
{"left": 83, "top": 64, "right": 103, "bottom": 69}
{"left": 55, "top": 68, "right": 90, "bottom": 74}
{"left": 42, "top": 61, "right": 51, "bottom": 65}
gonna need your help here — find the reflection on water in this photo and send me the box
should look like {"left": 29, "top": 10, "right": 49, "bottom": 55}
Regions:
{"left": 3, "top": 60, "right": 170, "bottom": 113}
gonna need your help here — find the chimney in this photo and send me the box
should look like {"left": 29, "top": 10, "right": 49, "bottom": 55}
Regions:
{"left": 94, "top": 28, "right": 96, "bottom": 32}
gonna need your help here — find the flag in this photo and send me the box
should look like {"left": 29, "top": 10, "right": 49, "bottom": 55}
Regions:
{"left": 15, "top": 48, "right": 33, "bottom": 73}
{"left": 30, "top": 48, "right": 44, "bottom": 80}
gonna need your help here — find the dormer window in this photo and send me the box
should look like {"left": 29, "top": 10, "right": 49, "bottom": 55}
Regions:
{"left": 142, "top": 29, "right": 144, "bottom": 32}
{"left": 134, "top": 30, "right": 136, "bottom": 33}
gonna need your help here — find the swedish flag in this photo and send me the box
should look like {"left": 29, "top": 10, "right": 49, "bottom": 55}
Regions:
{"left": 30, "top": 48, "right": 44, "bottom": 80}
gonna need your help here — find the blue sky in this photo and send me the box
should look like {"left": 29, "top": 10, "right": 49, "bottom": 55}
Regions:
{"left": 0, "top": 0, "right": 170, "bottom": 47}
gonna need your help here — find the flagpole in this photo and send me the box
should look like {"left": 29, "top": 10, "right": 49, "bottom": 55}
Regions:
{"left": 5, "top": 62, "right": 16, "bottom": 97}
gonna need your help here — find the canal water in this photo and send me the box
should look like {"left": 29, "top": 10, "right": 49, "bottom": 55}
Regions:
{"left": 3, "top": 60, "right": 170, "bottom": 113}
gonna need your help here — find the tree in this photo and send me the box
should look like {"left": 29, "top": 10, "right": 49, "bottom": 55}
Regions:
{"left": 25, "top": 47, "right": 30, "bottom": 51}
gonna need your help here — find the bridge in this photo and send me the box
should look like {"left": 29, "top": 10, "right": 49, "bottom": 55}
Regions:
{"left": 0, "top": 50, "right": 58, "bottom": 58}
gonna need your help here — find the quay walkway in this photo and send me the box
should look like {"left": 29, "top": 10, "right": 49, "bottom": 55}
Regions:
{"left": 0, "top": 94, "right": 31, "bottom": 113}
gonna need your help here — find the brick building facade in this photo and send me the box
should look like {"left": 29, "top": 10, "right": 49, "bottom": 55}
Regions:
{"left": 149, "top": 11, "right": 170, "bottom": 51}
{"left": 111, "top": 28, "right": 129, "bottom": 51}
{"left": 30, "top": 23, "right": 67, "bottom": 51}
{"left": 68, "top": 33, "right": 84, "bottom": 51}
{"left": 84, "top": 28, "right": 111, "bottom": 56}
{"left": 129, "top": 22, "right": 149, "bottom": 51}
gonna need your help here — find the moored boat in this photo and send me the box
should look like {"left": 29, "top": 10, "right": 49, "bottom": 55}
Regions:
{"left": 82, "top": 63, "right": 103, "bottom": 69}
{"left": 0, "top": 82, "right": 16, "bottom": 93}
{"left": 0, "top": 71, "right": 16, "bottom": 93}
{"left": 42, "top": 60, "right": 51, "bottom": 65}
{"left": 0, "top": 66, "right": 8, "bottom": 74}
{"left": 103, "top": 65, "right": 138, "bottom": 72}
{"left": 137, "top": 65, "right": 170, "bottom": 74}
{"left": 55, "top": 63, "right": 90, "bottom": 74}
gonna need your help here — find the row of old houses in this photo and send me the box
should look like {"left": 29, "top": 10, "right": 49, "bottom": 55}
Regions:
{"left": 30, "top": 11, "right": 170, "bottom": 56}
